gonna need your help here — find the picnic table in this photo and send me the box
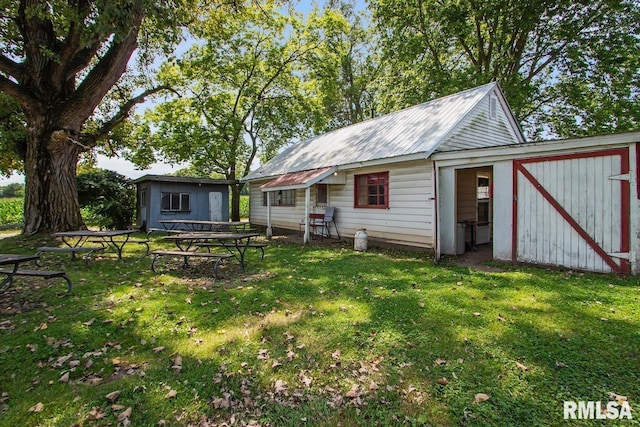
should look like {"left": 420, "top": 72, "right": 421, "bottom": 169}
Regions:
{"left": 158, "top": 220, "right": 253, "bottom": 232}
{"left": 160, "top": 232, "right": 261, "bottom": 270}
{"left": 47, "top": 229, "right": 145, "bottom": 261}
{"left": 0, "top": 254, "right": 72, "bottom": 293}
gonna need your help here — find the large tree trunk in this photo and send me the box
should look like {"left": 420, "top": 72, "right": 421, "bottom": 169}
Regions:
{"left": 22, "top": 119, "right": 85, "bottom": 234}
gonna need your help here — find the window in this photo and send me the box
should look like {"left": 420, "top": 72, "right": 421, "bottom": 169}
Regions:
{"left": 477, "top": 176, "right": 491, "bottom": 223}
{"left": 489, "top": 96, "right": 498, "bottom": 120}
{"left": 161, "top": 192, "right": 190, "bottom": 212}
{"left": 316, "top": 184, "right": 328, "bottom": 206}
{"left": 262, "top": 189, "right": 295, "bottom": 206}
{"left": 355, "top": 172, "right": 389, "bottom": 208}
{"left": 139, "top": 189, "right": 146, "bottom": 208}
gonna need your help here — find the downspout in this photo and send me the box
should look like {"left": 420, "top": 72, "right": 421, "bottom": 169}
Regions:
{"left": 434, "top": 160, "right": 440, "bottom": 264}
{"left": 304, "top": 187, "right": 311, "bottom": 244}
{"left": 266, "top": 191, "right": 272, "bottom": 239}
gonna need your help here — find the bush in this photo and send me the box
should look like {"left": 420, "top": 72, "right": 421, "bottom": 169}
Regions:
{"left": 77, "top": 169, "right": 135, "bottom": 229}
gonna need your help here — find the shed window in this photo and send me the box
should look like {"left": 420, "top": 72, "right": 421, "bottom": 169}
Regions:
{"left": 355, "top": 172, "right": 389, "bottom": 208}
{"left": 161, "top": 192, "right": 190, "bottom": 212}
{"left": 263, "top": 189, "right": 295, "bottom": 206}
{"left": 139, "top": 189, "right": 146, "bottom": 208}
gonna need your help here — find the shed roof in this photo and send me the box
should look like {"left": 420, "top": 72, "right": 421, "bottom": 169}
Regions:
{"left": 244, "top": 82, "right": 520, "bottom": 181}
{"left": 132, "top": 174, "right": 237, "bottom": 186}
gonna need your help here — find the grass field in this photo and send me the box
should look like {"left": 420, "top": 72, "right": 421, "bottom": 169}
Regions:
{"left": 0, "top": 232, "right": 638, "bottom": 426}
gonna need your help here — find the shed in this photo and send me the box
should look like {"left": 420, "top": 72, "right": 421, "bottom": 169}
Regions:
{"left": 243, "top": 82, "right": 640, "bottom": 274}
{"left": 132, "top": 175, "right": 236, "bottom": 231}
{"left": 434, "top": 131, "right": 640, "bottom": 274}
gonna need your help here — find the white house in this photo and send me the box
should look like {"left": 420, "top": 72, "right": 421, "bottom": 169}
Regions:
{"left": 242, "top": 83, "right": 640, "bottom": 275}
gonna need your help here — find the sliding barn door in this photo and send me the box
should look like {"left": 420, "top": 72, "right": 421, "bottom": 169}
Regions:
{"left": 513, "top": 148, "right": 630, "bottom": 274}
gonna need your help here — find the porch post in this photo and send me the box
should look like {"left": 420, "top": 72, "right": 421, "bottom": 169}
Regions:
{"left": 266, "top": 191, "right": 272, "bottom": 239}
{"left": 304, "top": 187, "right": 311, "bottom": 243}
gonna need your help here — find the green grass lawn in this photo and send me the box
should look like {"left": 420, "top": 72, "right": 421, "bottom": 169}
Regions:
{"left": 0, "top": 232, "right": 638, "bottom": 426}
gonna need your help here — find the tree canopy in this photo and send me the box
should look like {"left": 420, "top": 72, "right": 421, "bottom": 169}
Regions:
{"left": 370, "top": 0, "right": 640, "bottom": 138}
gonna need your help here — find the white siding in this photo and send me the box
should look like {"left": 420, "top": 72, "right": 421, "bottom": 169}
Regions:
{"left": 438, "top": 95, "right": 520, "bottom": 151}
{"left": 250, "top": 160, "right": 436, "bottom": 248}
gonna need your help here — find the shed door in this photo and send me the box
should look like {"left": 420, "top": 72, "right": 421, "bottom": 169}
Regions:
{"left": 209, "top": 192, "right": 223, "bottom": 221}
{"left": 513, "top": 148, "right": 630, "bottom": 274}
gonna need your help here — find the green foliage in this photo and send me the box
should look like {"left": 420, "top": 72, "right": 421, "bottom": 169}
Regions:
{"left": 76, "top": 169, "right": 135, "bottom": 230}
{"left": 0, "top": 198, "right": 23, "bottom": 225}
{"left": 0, "top": 234, "right": 638, "bottom": 425}
{"left": 370, "top": 0, "right": 640, "bottom": 138}
{"left": 0, "top": 183, "right": 25, "bottom": 198}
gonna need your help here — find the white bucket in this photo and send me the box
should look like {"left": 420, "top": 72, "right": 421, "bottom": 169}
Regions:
{"left": 354, "top": 229, "right": 368, "bottom": 252}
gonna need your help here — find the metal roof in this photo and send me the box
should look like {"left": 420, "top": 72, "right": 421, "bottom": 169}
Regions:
{"left": 132, "top": 174, "right": 237, "bottom": 185}
{"left": 259, "top": 167, "right": 335, "bottom": 192}
{"left": 244, "top": 82, "right": 499, "bottom": 181}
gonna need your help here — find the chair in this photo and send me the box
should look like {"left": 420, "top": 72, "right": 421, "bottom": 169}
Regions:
{"left": 313, "top": 207, "right": 340, "bottom": 240}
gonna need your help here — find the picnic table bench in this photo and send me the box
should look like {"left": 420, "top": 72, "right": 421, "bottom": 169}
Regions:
{"left": 197, "top": 242, "right": 268, "bottom": 260}
{"left": 150, "top": 250, "right": 234, "bottom": 279}
{"left": 0, "top": 254, "right": 73, "bottom": 294}
{"left": 36, "top": 246, "right": 105, "bottom": 265}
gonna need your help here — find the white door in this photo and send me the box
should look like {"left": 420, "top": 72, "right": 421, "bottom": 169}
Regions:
{"left": 514, "top": 148, "right": 630, "bottom": 274}
{"left": 209, "top": 192, "right": 223, "bottom": 221}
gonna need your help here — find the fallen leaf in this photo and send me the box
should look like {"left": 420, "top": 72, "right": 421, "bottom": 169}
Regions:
{"left": 105, "top": 390, "right": 121, "bottom": 402}
{"left": 473, "top": 312, "right": 482, "bottom": 317}
{"left": 82, "top": 318, "right": 96, "bottom": 326}
{"left": 434, "top": 357, "right": 447, "bottom": 366}
{"left": 555, "top": 361, "right": 568, "bottom": 368}
{"left": 152, "top": 346, "right": 165, "bottom": 353}
{"left": 28, "top": 402, "right": 44, "bottom": 412}
{"left": 516, "top": 362, "right": 528, "bottom": 371}
{"left": 117, "top": 407, "right": 132, "bottom": 423}
{"left": 274, "top": 379, "right": 287, "bottom": 394}
{"left": 111, "top": 404, "right": 125, "bottom": 411}
{"left": 497, "top": 314, "right": 506, "bottom": 322}
{"left": 437, "top": 377, "right": 449, "bottom": 385}
{"left": 369, "top": 381, "right": 379, "bottom": 390}
{"left": 59, "top": 372, "right": 69, "bottom": 383}
{"left": 257, "top": 349, "right": 269, "bottom": 360}
{"left": 331, "top": 349, "right": 341, "bottom": 360}
{"left": 345, "top": 384, "right": 360, "bottom": 398}
{"left": 87, "top": 407, "right": 107, "bottom": 420}
{"left": 166, "top": 389, "right": 177, "bottom": 399}
{"left": 474, "top": 393, "right": 490, "bottom": 403}
{"left": 271, "top": 360, "right": 282, "bottom": 369}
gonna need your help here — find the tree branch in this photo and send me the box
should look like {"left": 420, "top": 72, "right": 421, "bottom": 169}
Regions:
{"left": 62, "top": 2, "right": 146, "bottom": 128}
{"left": 81, "top": 85, "right": 178, "bottom": 149}
{"left": 0, "top": 55, "right": 23, "bottom": 81}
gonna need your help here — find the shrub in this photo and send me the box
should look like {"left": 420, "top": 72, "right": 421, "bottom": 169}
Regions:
{"left": 77, "top": 169, "right": 135, "bottom": 229}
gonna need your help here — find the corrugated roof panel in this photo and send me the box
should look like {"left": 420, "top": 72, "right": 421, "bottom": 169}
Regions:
{"left": 260, "top": 167, "right": 334, "bottom": 190}
{"left": 245, "top": 83, "right": 497, "bottom": 180}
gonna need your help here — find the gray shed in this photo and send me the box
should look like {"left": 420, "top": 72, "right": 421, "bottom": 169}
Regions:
{"left": 133, "top": 175, "right": 236, "bottom": 231}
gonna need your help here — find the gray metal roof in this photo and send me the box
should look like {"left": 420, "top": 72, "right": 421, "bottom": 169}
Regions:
{"left": 244, "top": 83, "right": 499, "bottom": 181}
{"left": 132, "top": 174, "right": 237, "bottom": 185}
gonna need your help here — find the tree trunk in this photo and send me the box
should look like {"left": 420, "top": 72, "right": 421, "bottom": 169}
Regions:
{"left": 22, "top": 120, "right": 85, "bottom": 234}
{"left": 230, "top": 183, "right": 241, "bottom": 221}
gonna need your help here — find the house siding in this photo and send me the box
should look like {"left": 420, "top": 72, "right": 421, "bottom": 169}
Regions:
{"left": 250, "top": 160, "right": 436, "bottom": 248}
{"left": 438, "top": 94, "right": 520, "bottom": 151}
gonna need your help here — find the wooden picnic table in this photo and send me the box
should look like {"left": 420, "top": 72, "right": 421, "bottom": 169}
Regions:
{"left": 158, "top": 220, "right": 252, "bottom": 232}
{"left": 162, "top": 232, "right": 260, "bottom": 270}
{"left": 51, "top": 229, "right": 140, "bottom": 260}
